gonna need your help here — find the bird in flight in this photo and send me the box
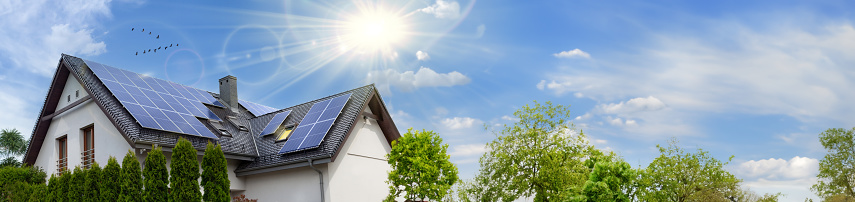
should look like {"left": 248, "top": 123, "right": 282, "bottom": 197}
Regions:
{"left": 131, "top": 28, "right": 134, "bottom": 31}
{"left": 141, "top": 28, "right": 144, "bottom": 32}
{"left": 135, "top": 52, "right": 138, "bottom": 55}
{"left": 156, "top": 35, "right": 159, "bottom": 39}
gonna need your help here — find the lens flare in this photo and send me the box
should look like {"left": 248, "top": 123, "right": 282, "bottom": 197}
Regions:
{"left": 341, "top": 9, "right": 406, "bottom": 54}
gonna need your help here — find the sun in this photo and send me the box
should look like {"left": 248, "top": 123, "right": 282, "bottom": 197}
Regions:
{"left": 340, "top": 8, "right": 407, "bottom": 54}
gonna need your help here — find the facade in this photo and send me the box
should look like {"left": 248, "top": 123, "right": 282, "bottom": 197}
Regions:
{"left": 23, "top": 54, "right": 400, "bottom": 201}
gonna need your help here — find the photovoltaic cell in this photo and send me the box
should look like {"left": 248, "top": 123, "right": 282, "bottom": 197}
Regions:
{"left": 260, "top": 110, "right": 292, "bottom": 136}
{"left": 83, "top": 59, "right": 220, "bottom": 139}
{"left": 279, "top": 93, "right": 352, "bottom": 154}
{"left": 239, "top": 100, "right": 278, "bottom": 117}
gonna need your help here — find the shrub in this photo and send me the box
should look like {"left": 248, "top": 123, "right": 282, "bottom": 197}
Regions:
{"left": 46, "top": 174, "right": 58, "bottom": 202}
{"left": 170, "top": 138, "right": 201, "bottom": 202}
{"left": 143, "top": 146, "right": 168, "bottom": 202}
{"left": 101, "top": 157, "right": 121, "bottom": 202}
{"left": 85, "top": 162, "right": 102, "bottom": 202}
{"left": 202, "top": 142, "right": 230, "bottom": 202}
{"left": 120, "top": 150, "right": 142, "bottom": 202}
{"left": 69, "top": 166, "right": 85, "bottom": 201}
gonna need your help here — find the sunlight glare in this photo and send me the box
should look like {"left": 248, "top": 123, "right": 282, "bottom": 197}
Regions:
{"left": 342, "top": 7, "right": 407, "bottom": 54}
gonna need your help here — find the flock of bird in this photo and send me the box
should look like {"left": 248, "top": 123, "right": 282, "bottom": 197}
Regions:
{"left": 132, "top": 28, "right": 179, "bottom": 56}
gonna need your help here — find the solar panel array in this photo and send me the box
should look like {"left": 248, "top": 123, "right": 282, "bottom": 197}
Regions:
{"left": 279, "top": 93, "right": 351, "bottom": 154}
{"left": 240, "top": 100, "right": 278, "bottom": 116}
{"left": 260, "top": 110, "right": 292, "bottom": 136}
{"left": 84, "top": 59, "right": 222, "bottom": 139}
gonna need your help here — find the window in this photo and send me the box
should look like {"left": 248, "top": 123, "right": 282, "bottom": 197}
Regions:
{"left": 67, "top": 95, "right": 70, "bottom": 102}
{"left": 75, "top": 90, "right": 79, "bottom": 98}
{"left": 275, "top": 126, "right": 295, "bottom": 142}
{"left": 81, "top": 126, "right": 95, "bottom": 169}
{"left": 57, "top": 136, "right": 67, "bottom": 173}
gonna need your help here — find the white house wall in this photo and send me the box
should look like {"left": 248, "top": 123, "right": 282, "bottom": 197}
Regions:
{"left": 326, "top": 107, "right": 393, "bottom": 202}
{"left": 241, "top": 165, "right": 327, "bottom": 201}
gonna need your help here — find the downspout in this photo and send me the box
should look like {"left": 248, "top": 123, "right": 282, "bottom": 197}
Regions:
{"left": 309, "top": 159, "right": 324, "bottom": 202}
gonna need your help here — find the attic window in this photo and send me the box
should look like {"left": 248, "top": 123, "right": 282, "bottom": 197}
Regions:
{"left": 226, "top": 116, "right": 248, "bottom": 131}
{"left": 275, "top": 125, "right": 296, "bottom": 142}
{"left": 208, "top": 120, "right": 231, "bottom": 137}
{"left": 76, "top": 90, "right": 79, "bottom": 98}
{"left": 67, "top": 95, "right": 70, "bottom": 102}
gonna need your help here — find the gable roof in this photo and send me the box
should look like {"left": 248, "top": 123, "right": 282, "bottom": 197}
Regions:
{"left": 23, "top": 54, "right": 400, "bottom": 174}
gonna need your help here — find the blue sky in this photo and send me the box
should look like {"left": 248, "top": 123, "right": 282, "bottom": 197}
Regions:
{"left": 3, "top": 0, "right": 855, "bottom": 200}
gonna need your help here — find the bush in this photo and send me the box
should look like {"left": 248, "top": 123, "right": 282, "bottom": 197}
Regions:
{"left": 46, "top": 175, "right": 58, "bottom": 202}
{"left": 55, "top": 170, "right": 70, "bottom": 202}
{"left": 69, "top": 166, "right": 85, "bottom": 201}
{"left": 120, "top": 150, "right": 142, "bottom": 202}
{"left": 85, "top": 162, "right": 102, "bottom": 202}
{"left": 202, "top": 142, "right": 230, "bottom": 202}
{"left": 143, "top": 146, "right": 168, "bottom": 202}
{"left": 170, "top": 138, "right": 201, "bottom": 202}
{"left": 101, "top": 157, "right": 121, "bottom": 202}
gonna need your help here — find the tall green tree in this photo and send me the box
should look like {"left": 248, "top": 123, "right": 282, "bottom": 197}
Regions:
{"left": 473, "top": 101, "right": 593, "bottom": 202}
{"left": 85, "top": 162, "right": 102, "bottom": 202}
{"left": 56, "top": 170, "right": 70, "bottom": 202}
{"left": 170, "top": 138, "right": 201, "bottom": 202}
{"left": 638, "top": 139, "right": 741, "bottom": 202}
{"left": 101, "top": 157, "right": 121, "bottom": 202}
{"left": 812, "top": 127, "right": 855, "bottom": 200}
{"left": 47, "top": 174, "right": 58, "bottom": 202}
{"left": 0, "top": 128, "right": 27, "bottom": 167}
{"left": 120, "top": 150, "right": 142, "bottom": 202}
{"left": 69, "top": 166, "right": 86, "bottom": 201}
{"left": 143, "top": 146, "right": 168, "bottom": 202}
{"left": 384, "top": 128, "right": 459, "bottom": 202}
{"left": 202, "top": 142, "right": 231, "bottom": 202}
{"left": 574, "top": 154, "right": 637, "bottom": 202}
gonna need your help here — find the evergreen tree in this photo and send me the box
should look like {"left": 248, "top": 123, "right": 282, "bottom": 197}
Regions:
{"left": 56, "top": 170, "right": 70, "bottom": 202}
{"left": 101, "top": 156, "right": 121, "bottom": 202}
{"left": 120, "top": 150, "right": 143, "bottom": 202}
{"left": 69, "top": 166, "right": 86, "bottom": 201}
{"left": 170, "top": 138, "right": 201, "bottom": 202}
{"left": 202, "top": 142, "right": 231, "bottom": 202}
{"left": 47, "top": 174, "right": 58, "bottom": 202}
{"left": 143, "top": 146, "right": 169, "bottom": 202}
{"left": 85, "top": 162, "right": 102, "bottom": 202}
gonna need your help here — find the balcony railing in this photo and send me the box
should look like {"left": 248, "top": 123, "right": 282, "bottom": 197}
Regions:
{"left": 56, "top": 157, "right": 68, "bottom": 174}
{"left": 81, "top": 148, "right": 95, "bottom": 169}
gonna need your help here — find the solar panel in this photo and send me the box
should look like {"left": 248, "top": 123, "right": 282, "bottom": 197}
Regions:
{"left": 84, "top": 59, "right": 220, "bottom": 139}
{"left": 260, "top": 110, "right": 292, "bottom": 136}
{"left": 279, "top": 93, "right": 352, "bottom": 154}
{"left": 239, "top": 100, "right": 278, "bottom": 117}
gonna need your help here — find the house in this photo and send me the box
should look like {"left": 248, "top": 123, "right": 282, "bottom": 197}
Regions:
{"left": 22, "top": 54, "right": 401, "bottom": 201}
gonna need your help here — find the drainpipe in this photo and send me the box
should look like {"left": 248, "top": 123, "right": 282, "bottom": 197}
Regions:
{"left": 309, "top": 159, "right": 324, "bottom": 202}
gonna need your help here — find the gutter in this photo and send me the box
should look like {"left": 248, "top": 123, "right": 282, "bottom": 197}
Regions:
{"left": 309, "top": 159, "right": 324, "bottom": 202}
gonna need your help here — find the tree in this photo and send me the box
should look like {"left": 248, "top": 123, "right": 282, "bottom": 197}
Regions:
{"left": 47, "top": 174, "right": 58, "bottom": 202}
{"left": 120, "top": 150, "right": 142, "bottom": 202}
{"left": 69, "top": 166, "right": 86, "bottom": 201}
{"left": 0, "top": 128, "right": 27, "bottom": 167}
{"left": 473, "top": 101, "right": 593, "bottom": 202}
{"left": 813, "top": 127, "right": 855, "bottom": 200}
{"left": 143, "top": 146, "right": 168, "bottom": 202}
{"left": 385, "top": 128, "right": 459, "bottom": 202}
{"left": 202, "top": 142, "right": 230, "bottom": 202}
{"left": 85, "top": 162, "right": 102, "bottom": 202}
{"left": 101, "top": 156, "right": 121, "bottom": 202}
{"left": 575, "top": 154, "right": 637, "bottom": 202}
{"left": 638, "top": 139, "right": 741, "bottom": 202}
{"left": 170, "top": 138, "right": 201, "bottom": 202}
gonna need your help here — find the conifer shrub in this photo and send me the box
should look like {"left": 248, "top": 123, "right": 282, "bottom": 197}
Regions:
{"left": 56, "top": 170, "right": 70, "bottom": 202}
{"left": 85, "top": 162, "right": 102, "bottom": 202}
{"left": 170, "top": 138, "right": 201, "bottom": 202}
{"left": 46, "top": 174, "right": 58, "bottom": 202}
{"left": 202, "top": 142, "right": 231, "bottom": 202}
{"left": 143, "top": 146, "right": 168, "bottom": 202}
{"left": 101, "top": 157, "right": 121, "bottom": 202}
{"left": 69, "top": 166, "right": 85, "bottom": 201}
{"left": 120, "top": 150, "right": 142, "bottom": 202}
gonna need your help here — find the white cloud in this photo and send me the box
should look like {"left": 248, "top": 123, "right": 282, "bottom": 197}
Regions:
{"left": 0, "top": 0, "right": 112, "bottom": 76}
{"left": 366, "top": 67, "right": 471, "bottom": 93}
{"left": 441, "top": 117, "right": 482, "bottom": 130}
{"left": 476, "top": 24, "right": 486, "bottom": 38}
{"left": 501, "top": 115, "right": 519, "bottom": 121}
{"left": 416, "top": 50, "right": 430, "bottom": 61}
{"left": 419, "top": 0, "right": 460, "bottom": 19}
{"left": 448, "top": 144, "right": 488, "bottom": 157}
{"left": 597, "top": 96, "right": 667, "bottom": 114}
{"left": 553, "top": 49, "right": 591, "bottom": 59}
{"left": 536, "top": 80, "right": 574, "bottom": 95}
{"left": 736, "top": 156, "right": 819, "bottom": 179}
{"left": 607, "top": 116, "right": 623, "bottom": 126}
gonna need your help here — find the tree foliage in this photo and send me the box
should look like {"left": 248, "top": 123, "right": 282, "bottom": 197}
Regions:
{"left": 638, "top": 139, "right": 741, "bottom": 202}
{"left": 69, "top": 166, "right": 85, "bottom": 201}
{"left": 143, "top": 146, "right": 168, "bottom": 202}
{"left": 170, "top": 138, "right": 201, "bottom": 202}
{"left": 120, "top": 150, "right": 142, "bottom": 202}
{"left": 574, "top": 154, "right": 637, "bottom": 202}
{"left": 813, "top": 127, "right": 855, "bottom": 200}
{"left": 85, "top": 162, "right": 102, "bottom": 202}
{"left": 101, "top": 156, "right": 121, "bottom": 202}
{"left": 471, "top": 101, "right": 592, "bottom": 202}
{"left": 385, "top": 128, "right": 459, "bottom": 202}
{"left": 0, "top": 129, "right": 26, "bottom": 160}
{"left": 0, "top": 166, "right": 47, "bottom": 201}
{"left": 202, "top": 142, "right": 231, "bottom": 202}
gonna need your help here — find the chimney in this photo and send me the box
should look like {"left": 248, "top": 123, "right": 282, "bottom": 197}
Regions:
{"left": 219, "top": 75, "right": 238, "bottom": 112}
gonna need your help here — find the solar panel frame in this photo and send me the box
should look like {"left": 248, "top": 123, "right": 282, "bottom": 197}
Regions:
{"left": 278, "top": 93, "right": 351, "bottom": 154}
{"left": 260, "top": 110, "right": 292, "bottom": 136}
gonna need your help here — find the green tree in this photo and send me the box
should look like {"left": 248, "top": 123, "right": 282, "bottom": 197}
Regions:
{"left": 143, "top": 146, "right": 168, "bottom": 202}
{"left": 638, "top": 139, "right": 741, "bottom": 202}
{"left": 101, "top": 157, "right": 121, "bottom": 202}
{"left": 120, "top": 150, "right": 142, "bottom": 202}
{"left": 202, "top": 142, "right": 231, "bottom": 202}
{"left": 47, "top": 174, "right": 58, "bottom": 202}
{"left": 385, "top": 128, "right": 459, "bottom": 202}
{"left": 0, "top": 128, "right": 27, "bottom": 167}
{"left": 574, "top": 154, "right": 637, "bottom": 202}
{"left": 473, "top": 101, "right": 593, "bottom": 202}
{"left": 56, "top": 170, "right": 71, "bottom": 202}
{"left": 69, "top": 166, "right": 86, "bottom": 201}
{"left": 85, "top": 162, "right": 102, "bottom": 202}
{"left": 170, "top": 138, "right": 201, "bottom": 202}
{"left": 812, "top": 127, "right": 855, "bottom": 200}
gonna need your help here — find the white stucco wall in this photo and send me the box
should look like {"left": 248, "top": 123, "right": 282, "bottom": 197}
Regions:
{"left": 326, "top": 108, "right": 393, "bottom": 202}
{"left": 241, "top": 165, "right": 327, "bottom": 201}
{"left": 33, "top": 74, "right": 134, "bottom": 177}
